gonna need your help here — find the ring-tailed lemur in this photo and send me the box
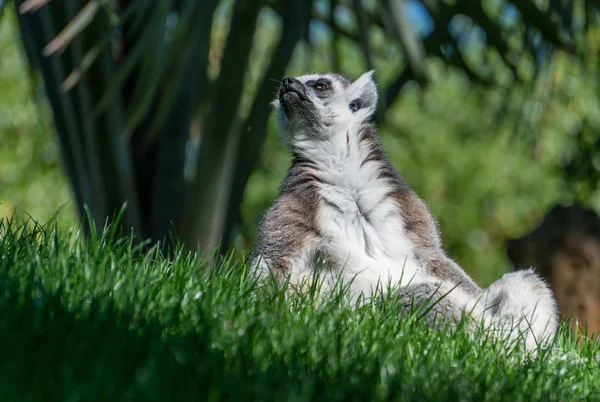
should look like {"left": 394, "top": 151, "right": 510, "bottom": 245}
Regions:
{"left": 250, "top": 71, "right": 558, "bottom": 352}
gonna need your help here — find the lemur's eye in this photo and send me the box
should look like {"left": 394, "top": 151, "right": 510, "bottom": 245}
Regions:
{"left": 314, "top": 82, "right": 328, "bottom": 90}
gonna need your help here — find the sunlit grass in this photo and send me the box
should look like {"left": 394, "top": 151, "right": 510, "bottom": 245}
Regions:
{"left": 0, "top": 215, "right": 598, "bottom": 401}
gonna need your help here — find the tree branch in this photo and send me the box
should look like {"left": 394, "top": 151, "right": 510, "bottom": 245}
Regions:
{"left": 509, "top": 0, "right": 573, "bottom": 52}
{"left": 379, "top": 0, "right": 427, "bottom": 83}
{"left": 311, "top": 4, "right": 389, "bottom": 61}
{"left": 1, "top": 0, "right": 7, "bottom": 19}
{"left": 421, "top": 0, "right": 493, "bottom": 84}
{"left": 179, "top": 0, "right": 267, "bottom": 252}
{"left": 376, "top": 67, "right": 413, "bottom": 123}
{"left": 220, "top": 0, "right": 314, "bottom": 252}
{"left": 328, "top": 0, "right": 341, "bottom": 71}
{"left": 15, "top": 0, "right": 91, "bottom": 222}
{"left": 352, "top": 0, "right": 374, "bottom": 70}
{"left": 455, "top": 0, "right": 521, "bottom": 81}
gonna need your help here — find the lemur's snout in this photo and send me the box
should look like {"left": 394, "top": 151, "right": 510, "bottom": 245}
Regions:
{"left": 282, "top": 77, "right": 298, "bottom": 89}
{"left": 279, "top": 77, "right": 309, "bottom": 108}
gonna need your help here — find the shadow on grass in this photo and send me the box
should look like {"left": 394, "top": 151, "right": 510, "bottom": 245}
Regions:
{"left": 0, "top": 280, "right": 224, "bottom": 401}
{"left": 0, "top": 215, "right": 596, "bottom": 402}
{"left": 0, "top": 276, "right": 395, "bottom": 402}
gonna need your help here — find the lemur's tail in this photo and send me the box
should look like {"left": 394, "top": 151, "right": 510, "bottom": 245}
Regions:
{"left": 477, "top": 269, "right": 558, "bottom": 352}
{"left": 398, "top": 269, "right": 558, "bottom": 353}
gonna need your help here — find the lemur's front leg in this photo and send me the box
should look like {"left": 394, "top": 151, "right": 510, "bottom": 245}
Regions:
{"left": 250, "top": 193, "right": 322, "bottom": 292}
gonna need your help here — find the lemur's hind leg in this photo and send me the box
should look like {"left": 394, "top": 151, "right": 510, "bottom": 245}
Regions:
{"left": 396, "top": 270, "right": 558, "bottom": 353}
{"left": 396, "top": 281, "right": 479, "bottom": 327}
{"left": 480, "top": 269, "right": 558, "bottom": 351}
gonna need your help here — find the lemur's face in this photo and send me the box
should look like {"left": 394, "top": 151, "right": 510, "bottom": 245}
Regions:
{"left": 273, "top": 71, "right": 378, "bottom": 140}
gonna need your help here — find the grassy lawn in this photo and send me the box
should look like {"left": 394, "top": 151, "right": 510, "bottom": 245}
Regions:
{"left": 0, "top": 216, "right": 598, "bottom": 401}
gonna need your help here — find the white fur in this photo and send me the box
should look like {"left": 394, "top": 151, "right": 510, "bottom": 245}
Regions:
{"left": 271, "top": 71, "right": 427, "bottom": 299}
{"left": 477, "top": 269, "right": 558, "bottom": 350}
{"left": 273, "top": 71, "right": 377, "bottom": 143}
{"left": 296, "top": 123, "right": 426, "bottom": 298}
{"left": 266, "top": 71, "right": 558, "bottom": 352}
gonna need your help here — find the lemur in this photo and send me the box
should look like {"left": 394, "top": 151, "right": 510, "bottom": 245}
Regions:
{"left": 250, "top": 70, "right": 558, "bottom": 352}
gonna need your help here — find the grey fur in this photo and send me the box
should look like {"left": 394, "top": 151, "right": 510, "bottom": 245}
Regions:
{"left": 356, "top": 123, "right": 482, "bottom": 295}
{"left": 250, "top": 71, "right": 558, "bottom": 352}
{"left": 254, "top": 72, "right": 479, "bottom": 294}
{"left": 396, "top": 281, "right": 469, "bottom": 326}
{"left": 250, "top": 154, "right": 322, "bottom": 278}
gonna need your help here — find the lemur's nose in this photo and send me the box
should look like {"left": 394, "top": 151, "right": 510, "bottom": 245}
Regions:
{"left": 282, "top": 77, "right": 297, "bottom": 89}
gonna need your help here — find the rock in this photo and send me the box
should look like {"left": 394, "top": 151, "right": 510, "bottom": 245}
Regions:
{"left": 507, "top": 203, "right": 600, "bottom": 338}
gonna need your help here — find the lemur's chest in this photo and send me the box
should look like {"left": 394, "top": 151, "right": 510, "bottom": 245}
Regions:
{"left": 319, "top": 175, "right": 408, "bottom": 258}
{"left": 314, "top": 143, "right": 414, "bottom": 265}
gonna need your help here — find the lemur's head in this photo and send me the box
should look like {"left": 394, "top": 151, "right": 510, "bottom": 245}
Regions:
{"left": 272, "top": 71, "right": 378, "bottom": 142}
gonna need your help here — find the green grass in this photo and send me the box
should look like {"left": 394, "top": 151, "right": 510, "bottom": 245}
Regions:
{"left": 0, "top": 216, "right": 598, "bottom": 402}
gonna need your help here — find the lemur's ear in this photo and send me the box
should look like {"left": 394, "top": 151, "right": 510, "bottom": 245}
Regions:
{"left": 349, "top": 70, "right": 378, "bottom": 116}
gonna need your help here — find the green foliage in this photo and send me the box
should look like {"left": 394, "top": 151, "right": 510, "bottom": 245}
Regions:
{"left": 3, "top": 2, "right": 600, "bottom": 286}
{"left": 0, "top": 10, "right": 75, "bottom": 225}
{"left": 236, "top": 42, "right": 599, "bottom": 285}
{"left": 0, "top": 216, "right": 598, "bottom": 401}
{"left": 380, "top": 71, "right": 566, "bottom": 285}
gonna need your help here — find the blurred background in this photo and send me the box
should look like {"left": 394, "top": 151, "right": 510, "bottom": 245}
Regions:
{"left": 1, "top": 0, "right": 600, "bottom": 331}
